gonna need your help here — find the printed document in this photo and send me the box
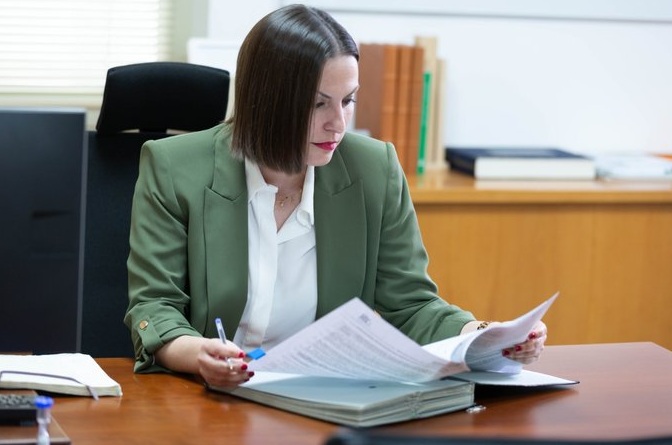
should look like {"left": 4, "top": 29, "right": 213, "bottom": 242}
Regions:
{"left": 249, "top": 293, "right": 558, "bottom": 383}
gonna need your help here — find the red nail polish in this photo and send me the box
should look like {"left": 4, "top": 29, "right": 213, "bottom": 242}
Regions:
{"left": 238, "top": 352, "right": 245, "bottom": 358}
{"left": 241, "top": 363, "right": 248, "bottom": 371}
{"left": 515, "top": 345, "right": 522, "bottom": 352}
{"left": 503, "top": 350, "right": 510, "bottom": 356}
{"left": 528, "top": 332, "right": 537, "bottom": 340}
{"left": 248, "top": 371, "right": 255, "bottom": 377}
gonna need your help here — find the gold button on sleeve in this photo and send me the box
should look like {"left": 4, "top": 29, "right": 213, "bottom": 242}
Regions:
{"left": 138, "top": 320, "right": 149, "bottom": 330}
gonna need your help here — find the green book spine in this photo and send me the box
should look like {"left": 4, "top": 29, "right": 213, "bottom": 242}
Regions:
{"left": 417, "top": 71, "right": 432, "bottom": 174}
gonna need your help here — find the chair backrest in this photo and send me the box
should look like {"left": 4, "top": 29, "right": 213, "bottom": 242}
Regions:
{"left": 81, "top": 62, "right": 230, "bottom": 357}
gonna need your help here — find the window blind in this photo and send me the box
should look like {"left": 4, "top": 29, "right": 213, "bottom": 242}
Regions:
{"left": 0, "top": 0, "right": 172, "bottom": 99}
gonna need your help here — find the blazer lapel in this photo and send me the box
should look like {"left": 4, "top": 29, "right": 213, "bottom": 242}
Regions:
{"left": 314, "top": 149, "right": 367, "bottom": 317}
{"left": 203, "top": 128, "right": 248, "bottom": 339}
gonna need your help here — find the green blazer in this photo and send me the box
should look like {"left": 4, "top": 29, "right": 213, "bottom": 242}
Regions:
{"left": 125, "top": 123, "right": 474, "bottom": 372}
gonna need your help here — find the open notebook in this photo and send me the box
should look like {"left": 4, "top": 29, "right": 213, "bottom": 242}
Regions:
{"left": 0, "top": 353, "right": 122, "bottom": 398}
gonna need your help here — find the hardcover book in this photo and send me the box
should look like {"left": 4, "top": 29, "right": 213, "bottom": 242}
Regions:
{"left": 355, "top": 43, "right": 399, "bottom": 144}
{"left": 406, "top": 45, "right": 425, "bottom": 175}
{"left": 414, "top": 36, "right": 442, "bottom": 171}
{"left": 393, "top": 44, "right": 414, "bottom": 173}
{"left": 445, "top": 147, "right": 596, "bottom": 180}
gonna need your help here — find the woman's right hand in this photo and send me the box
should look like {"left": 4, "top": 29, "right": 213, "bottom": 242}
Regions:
{"left": 155, "top": 336, "right": 255, "bottom": 387}
{"left": 197, "top": 338, "right": 255, "bottom": 388}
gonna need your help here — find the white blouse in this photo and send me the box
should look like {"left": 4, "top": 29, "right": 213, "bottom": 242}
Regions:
{"left": 233, "top": 160, "right": 318, "bottom": 351}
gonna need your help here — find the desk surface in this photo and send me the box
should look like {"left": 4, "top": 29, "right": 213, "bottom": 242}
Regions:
{"left": 45, "top": 342, "right": 672, "bottom": 444}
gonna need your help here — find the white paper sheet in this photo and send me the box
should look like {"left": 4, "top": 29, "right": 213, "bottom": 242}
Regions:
{"left": 249, "top": 293, "right": 558, "bottom": 383}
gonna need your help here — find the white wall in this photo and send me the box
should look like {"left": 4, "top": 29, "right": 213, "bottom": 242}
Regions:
{"left": 203, "top": 1, "right": 672, "bottom": 154}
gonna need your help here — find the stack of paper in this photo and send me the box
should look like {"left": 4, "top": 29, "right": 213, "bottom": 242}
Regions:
{"left": 594, "top": 154, "right": 672, "bottom": 180}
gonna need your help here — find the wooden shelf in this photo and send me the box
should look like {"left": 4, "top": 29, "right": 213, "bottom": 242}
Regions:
{"left": 407, "top": 169, "right": 672, "bottom": 350}
{"left": 408, "top": 169, "right": 672, "bottom": 204}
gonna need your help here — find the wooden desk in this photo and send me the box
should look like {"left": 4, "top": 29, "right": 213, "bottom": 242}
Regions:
{"left": 44, "top": 342, "right": 672, "bottom": 444}
{"left": 407, "top": 170, "right": 672, "bottom": 350}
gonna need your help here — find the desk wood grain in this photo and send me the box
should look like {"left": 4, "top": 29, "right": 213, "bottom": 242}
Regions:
{"left": 408, "top": 170, "right": 672, "bottom": 350}
{"left": 45, "top": 343, "right": 672, "bottom": 444}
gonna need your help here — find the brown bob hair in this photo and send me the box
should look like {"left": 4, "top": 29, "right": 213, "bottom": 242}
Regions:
{"left": 228, "top": 4, "right": 359, "bottom": 174}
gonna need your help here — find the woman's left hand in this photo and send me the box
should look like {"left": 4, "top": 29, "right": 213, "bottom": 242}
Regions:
{"left": 502, "top": 321, "right": 547, "bottom": 364}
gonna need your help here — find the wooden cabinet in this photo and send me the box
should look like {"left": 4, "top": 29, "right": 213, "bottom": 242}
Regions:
{"left": 408, "top": 170, "right": 672, "bottom": 350}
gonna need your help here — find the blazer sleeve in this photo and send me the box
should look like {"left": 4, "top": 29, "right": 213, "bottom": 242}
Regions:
{"left": 373, "top": 142, "right": 476, "bottom": 343}
{"left": 124, "top": 140, "right": 202, "bottom": 373}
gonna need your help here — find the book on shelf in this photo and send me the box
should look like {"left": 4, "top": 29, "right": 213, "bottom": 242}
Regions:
{"left": 414, "top": 36, "right": 446, "bottom": 172}
{"left": 593, "top": 154, "right": 672, "bottom": 180}
{"left": 406, "top": 45, "right": 425, "bottom": 175}
{"left": 445, "top": 147, "right": 597, "bottom": 180}
{"left": 0, "top": 353, "right": 122, "bottom": 398}
{"left": 211, "top": 293, "right": 576, "bottom": 427}
{"left": 355, "top": 43, "right": 399, "bottom": 146}
{"left": 431, "top": 57, "right": 447, "bottom": 170}
{"left": 416, "top": 71, "right": 432, "bottom": 174}
{"left": 393, "top": 44, "right": 414, "bottom": 174}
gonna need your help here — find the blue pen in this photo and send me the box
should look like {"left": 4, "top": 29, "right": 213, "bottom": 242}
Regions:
{"left": 215, "top": 317, "right": 235, "bottom": 371}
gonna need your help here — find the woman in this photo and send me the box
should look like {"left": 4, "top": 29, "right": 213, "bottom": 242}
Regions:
{"left": 124, "top": 4, "right": 546, "bottom": 387}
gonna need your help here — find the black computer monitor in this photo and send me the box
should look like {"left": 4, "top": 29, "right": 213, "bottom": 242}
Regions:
{"left": 0, "top": 107, "right": 87, "bottom": 353}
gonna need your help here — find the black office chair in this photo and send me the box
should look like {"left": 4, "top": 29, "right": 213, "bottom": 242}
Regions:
{"left": 81, "top": 61, "right": 230, "bottom": 357}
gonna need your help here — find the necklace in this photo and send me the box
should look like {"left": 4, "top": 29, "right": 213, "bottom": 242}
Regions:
{"left": 275, "top": 188, "right": 303, "bottom": 208}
